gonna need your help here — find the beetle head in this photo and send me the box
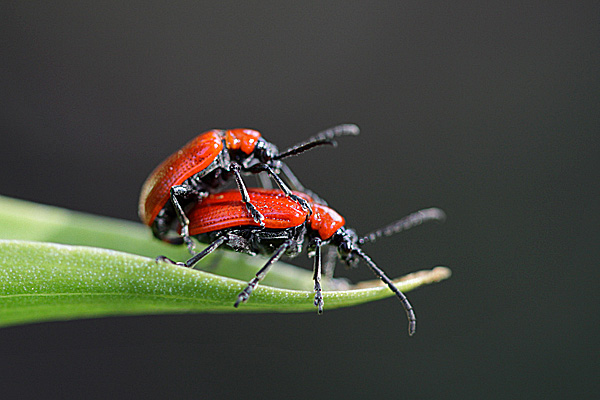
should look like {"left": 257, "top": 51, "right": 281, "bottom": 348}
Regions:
{"left": 331, "top": 227, "right": 361, "bottom": 267}
{"left": 252, "top": 140, "right": 280, "bottom": 167}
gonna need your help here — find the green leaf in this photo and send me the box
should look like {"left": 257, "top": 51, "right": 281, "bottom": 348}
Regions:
{"left": 0, "top": 195, "right": 451, "bottom": 328}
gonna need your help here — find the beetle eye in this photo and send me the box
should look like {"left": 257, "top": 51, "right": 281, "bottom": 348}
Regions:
{"left": 338, "top": 241, "right": 352, "bottom": 257}
{"left": 256, "top": 142, "right": 277, "bottom": 162}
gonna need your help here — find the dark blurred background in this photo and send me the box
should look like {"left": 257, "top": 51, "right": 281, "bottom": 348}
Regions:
{"left": 1, "top": 1, "right": 598, "bottom": 398}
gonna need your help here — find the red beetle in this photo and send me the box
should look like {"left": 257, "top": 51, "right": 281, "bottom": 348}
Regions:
{"left": 138, "top": 125, "right": 359, "bottom": 251}
{"left": 158, "top": 188, "right": 446, "bottom": 336}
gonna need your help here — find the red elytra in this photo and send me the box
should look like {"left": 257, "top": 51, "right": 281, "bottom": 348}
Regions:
{"left": 187, "top": 189, "right": 308, "bottom": 235}
{"left": 138, "top": 129, "right": 262, "bottom": 227}
{"left": 138, "top": 130, "right": 223, "bottom": 226}
{"left": 186, "top": 189, "right": 345, "bottom": 240}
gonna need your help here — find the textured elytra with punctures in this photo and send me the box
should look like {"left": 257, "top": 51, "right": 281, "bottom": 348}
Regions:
{"left": 138, "top": 130, "right": 223, "bottom": 226}
{"left": 187, "top": 189, "right": 308, "bottom": 235}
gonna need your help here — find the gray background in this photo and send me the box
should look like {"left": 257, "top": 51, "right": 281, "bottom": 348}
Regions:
{"left": 1, "top": 1, "right": 598, "bottom": 398}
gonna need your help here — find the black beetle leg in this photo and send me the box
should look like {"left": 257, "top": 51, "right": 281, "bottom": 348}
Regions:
{"left": 246, "top": 163, "right": 312, "bottom": 215}
{"left": 229, "top": 162, "right": 265, "bottom": 226}
{"left": 352, "top": 247, "right": 417, "bottom": 336}
{"left": 279, "top": 163, "right": 328, "bottom": 205}
{"left": 323, "top": 245, "right": 338, "bottom": 280}
{"left": 311, "top": 237, "right": 324, "bottom": 314}
{"left": 156, "top": 235, "right": 228, "bottom": 269}
{"left": 234, "top": 238, "right": 293, "bottom": 307}
{"left": 155, "top": 255, "right": 187, "bottom": 268}
{"left": 170, "top": 185, "right": 205, "bottom": 254}
{"left": 256, "top": 170, "right": 273, "bottom": 189}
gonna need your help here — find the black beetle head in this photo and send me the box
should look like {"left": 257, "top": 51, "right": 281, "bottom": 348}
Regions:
{"left": 253, "top": 140, "right": 281, "bottom": 167}
{"left": 332, "top": 227, "right": 360, "bottom": 267}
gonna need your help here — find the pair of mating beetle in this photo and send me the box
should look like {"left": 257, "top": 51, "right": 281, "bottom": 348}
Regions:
{"left": 138, "top": 124, "right": 444, "bottom": 336}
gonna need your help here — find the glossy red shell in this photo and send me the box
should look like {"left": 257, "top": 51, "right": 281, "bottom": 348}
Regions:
{"left": 225, "top": 129, "right": 261, "bottom": 154}
{"left": 138, "top": 130, "right": 223, "bottom": 226}
{"left": 308, "top": 204, "right": 345, "bottom": 240}
{"left": 187, "top": 189, "right": 309, "bottom": 235}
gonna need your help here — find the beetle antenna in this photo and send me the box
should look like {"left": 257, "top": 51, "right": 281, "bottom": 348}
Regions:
{"left": 306, "top": 123, "right": 360, "bottom": 142}
{"left": 359, "top": 207, "right": 446, "bottom": 245}
{"left": 352, "top": 246, "right": 416, "bottom": 336}
{"left": 272, "top": 138, "right": 335, "bottom": 160}
{"left": 273, "top": 124, "right": 360, "bottom": 161}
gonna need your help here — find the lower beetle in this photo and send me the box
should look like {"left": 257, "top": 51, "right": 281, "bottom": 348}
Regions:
{"left": 158, "top": 188, "right": 445, "bottom": 336}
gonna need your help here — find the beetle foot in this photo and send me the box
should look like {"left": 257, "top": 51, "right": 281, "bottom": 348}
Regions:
{"left": 289, "top": 194, "right": 313, "bottom": 216}
{"left": 155, "top": 255, "right": 187, "bottom": 268}
{"left": 314, "top": 282, "right": 324, "bottom": 314}
{"left": 245, "top": 203, "right": 265, "bottom": 227}
{"left": 234, "top": 278, "right": 258, "bottom": 307}
{"left": 183, "top": 235, "right": 197, "bottom": 254}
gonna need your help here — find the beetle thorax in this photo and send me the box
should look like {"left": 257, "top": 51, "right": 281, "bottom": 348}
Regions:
{"left": 308, "top": 204, "right": 346, "bottom": 240}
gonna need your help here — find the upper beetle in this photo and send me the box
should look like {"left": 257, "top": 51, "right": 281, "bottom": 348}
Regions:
{"left": 138, "top": 124, "right": 359, "bottom": 251}
{"left": 158, "top": 188, "right": 445, "bottom": 336}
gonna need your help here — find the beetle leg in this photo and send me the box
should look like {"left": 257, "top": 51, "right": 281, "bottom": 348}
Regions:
{"left": 323, "top": 245, "right": 338, "bottom": 280}
{"left": 155, "top": 255, "right": 187, "bottom": 268}
{"left": 170, "top": 185, "right": 207, "bottom": 254}
{"left": 310, "top": 238, "right": 324, "bottom": 314}
{"left": 352, "top": 247, "right": 417, "bottom": 336}
{"left": 202, "top": 248, "right": 225, "bottom": 271}
{"left": 256, "top": 171, "right": 273, "bottom": 189}
{"left": 156, "top": 235, "right": 228, "bottom": 269}
{"left": 277, "top": 162, "right": 306, "bottom": 191}
{"left": 279, "top": 163, "right": 328, "bottom": 205}
{"left": 229, "top": 162, "right": 265, "bottom": 227}
{"left": 234, "top": 238, "right": 293, "bottom": 307}
{"left": 246, "top": 163, "right": 312, "bottom": 215}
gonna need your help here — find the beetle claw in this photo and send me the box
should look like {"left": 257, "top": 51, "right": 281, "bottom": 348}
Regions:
{"left": 314, "top": 282, "right": 324, "bottom": 314}
{"left": 155, "top": 255, "right": 188, "bottom": 268}
{"left": 245, "top": 202, "right": 265, "bottom": 227}
{"left": 314, "top": 295, "right": 324, "bottom": 314}
{"left": 234, "top": 289, "right": 250, "bottom": 307}
{"left": 235, "top": 278, "right": 259, "bottom": 307}
{"left": 289, "top": 194, "right": 313, "bottom": 216}
{"left": 182, "top": 235, "right": 197, "bottom": 254}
